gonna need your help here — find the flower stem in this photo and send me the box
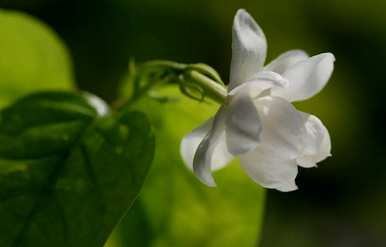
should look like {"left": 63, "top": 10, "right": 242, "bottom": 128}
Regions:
{"left": 119, "top": 60, "right": 227, "bottom": 110}
{"left": 141, "top": 60, "right": 186, "bottom": 70}
{"left": 184, "top": 70, "right": 227, "bottom": 104}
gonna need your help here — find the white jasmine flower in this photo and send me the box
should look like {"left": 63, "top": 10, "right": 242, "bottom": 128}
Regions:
{"left": 180, "top": 9, "right": 335, "bottom": 192}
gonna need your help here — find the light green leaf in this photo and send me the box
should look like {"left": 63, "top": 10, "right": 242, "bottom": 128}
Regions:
{"left": 0, "top": 10, "right": 74, "bottom": 107}
{"left": 108, "top": 87, "right": 265, "bottom": 247}
{"left": 0, "top": 91, "right": 155, "bottom": 247}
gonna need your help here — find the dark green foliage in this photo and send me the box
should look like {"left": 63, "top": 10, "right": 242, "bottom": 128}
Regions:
{"left": 0, "top": 92, "right": 155, "bottom": 247}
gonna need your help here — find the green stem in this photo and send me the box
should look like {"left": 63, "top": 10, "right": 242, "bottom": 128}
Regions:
{"left": 184, "top": 70, "right": 227, "bottom": 104}
{"left": 119, "top": 60, "right": 227, "bottom": 110}
{"left": 141, "top": 60, "right": 186, "bottom": 70}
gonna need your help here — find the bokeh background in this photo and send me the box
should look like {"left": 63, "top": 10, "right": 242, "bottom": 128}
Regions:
{"left": 1, "top": 0, "right": 386, "bottom": 246}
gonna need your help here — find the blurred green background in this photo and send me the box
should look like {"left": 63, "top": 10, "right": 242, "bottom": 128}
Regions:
{"left": 1, "top": 0, "right": 386, "bottom": 246}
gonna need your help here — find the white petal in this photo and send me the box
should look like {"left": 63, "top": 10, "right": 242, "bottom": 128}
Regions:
{"left": 296, "top": 113, "right": 331, "bottom": 168}
{"left": 238, "top": 96, "right": 307, "bottom": 191}
{"left": 255, "top": 96, "right": 307, "bottom": 158}
{"left": 252, "top": 70, "right": 290, "bottom": 88}
{"left": 265, "top": 50, "right": 309, "bottom": 74}
{"left": 229, "top": 9, "right": 267, "bottom": 90}
{"left": 272, "top": 53, "right": 335, "bottom": 102}
{"left": 238, "top": 96, "right": 331, "bottom": 191}
{"left": 240, "top": 145, "right": 298, "bottom": 192}
{"left": 225, "top": 89, "right": 261, "bottom": 155}
{"left": 180, "top": 117, "right": 232, "bottom": 171}
{"left": 225, "top": 71, "right": 291, "bottom": 156}
{"left": 192, "top": 107, "right": 233, "bottom": 186}
{"left": 180, "top": 118, "right": 213, "bottom": 170}
{"left": 228, "top": 71, "right": 288, "bottom": 98}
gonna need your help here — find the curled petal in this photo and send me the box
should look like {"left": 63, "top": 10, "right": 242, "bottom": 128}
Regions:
{"left": 272, "top": 53, "right": 335, "bottom": 102}
{"left": 265, "top": 50, "right": 309, "bottom": 74}
{"left": 297, "top": 113, "right": 331, "bottom": 167}
{"left": 180, "top": 117, "right": 232, "bottom": 171}
{"left": 238, "top": 96, "right": 306, "bottom": 191}
{"left": 225, "top": 89, "right": 261, "bottom": 155}
{"left": 180, "top": 118, "right": 213, "bottom": 170}
{"left": 229, "top": 9, "right": 267, "bottom": 90}
{"left": 229, "top": 71, "right": 288, "bottom": 98}
{"left": 255, "top": 96, "right": 307, "bottom": 158}
{"left": 192, "top": 107, "right": 233, "bottom": 186}
{"left": 249, "top": 70, "right": 289, "bottom": 89}
{"left": 240, "top": 146, "right": 298, "bottom": 192}
{"left": 225, "top": 71, "right": 292, "bottom": 155}
{"left": 238, "top": 96, "right": 331, "bottom": 191}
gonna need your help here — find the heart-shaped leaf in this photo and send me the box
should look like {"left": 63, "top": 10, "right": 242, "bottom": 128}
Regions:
{"left": 0, "top": 91, "right": 154, "bottom": 247}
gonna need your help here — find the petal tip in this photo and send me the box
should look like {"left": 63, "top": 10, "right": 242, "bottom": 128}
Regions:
{"left": 206, "top": 180, "right": 217, "bottom": 187}
{"left": 235, "top": 8, "right": 249, "bottom": 17}
{"left": 196, "top": 173, "right": 217, "bottom": 187}
{"left": 315, "top": 52, "right": 335, "bottom": 63}
{"left": 233, "top": 8, "right": 262, "bottom": 38}
{"left": 193, "top": 153, "right": 218, "bottom": 187}
{"left": 277, "top": 184, "right": 298, "bottom": 192}
{"left": 325, "top": 52, "right": 336, "bottom": 61}
{"left": 318, "top": 52, "right": 336, "bottom": 66}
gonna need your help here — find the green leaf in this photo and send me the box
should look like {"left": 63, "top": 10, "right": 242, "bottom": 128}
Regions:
{"left": 0, "top": 92, "right": 155, "bottom": 247}
{"left": 108, "top": 87, "right": 265, "bottom": 247}
{"left": 0, "top": 10, "right": 74, "bottom": 107}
